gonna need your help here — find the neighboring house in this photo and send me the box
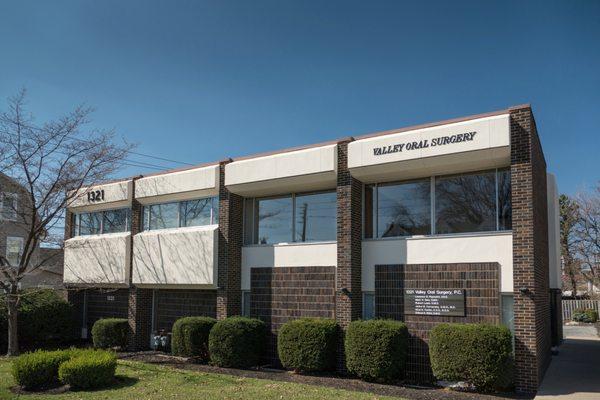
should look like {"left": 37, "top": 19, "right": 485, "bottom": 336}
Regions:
{"left": 562, "top": 272, "right": 600, "bottom": 298}
{"left": 0, "top": 172, "right": 64, "bottom": 289}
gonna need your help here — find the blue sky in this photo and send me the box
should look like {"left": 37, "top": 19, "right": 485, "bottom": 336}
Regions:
{"left": 0, "top": 0, "right": 598, "bottom": 195}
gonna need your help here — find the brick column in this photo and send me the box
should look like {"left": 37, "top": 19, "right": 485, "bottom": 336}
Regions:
{"left": 216, "top": 161, "right": 244, "bottom": 319}
{"left": 335, "top": 140, "right": 362, "bottom": 371}
{"left": 510, "top": 105, "right": 551, "bottom": 393}
{"left": 126, "top": 177, "right": 153, "bottom": 350}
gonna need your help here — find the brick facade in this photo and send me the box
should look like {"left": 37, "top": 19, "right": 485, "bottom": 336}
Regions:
{"left": 510, "top": 106, "right": 551, "bottom": 393}
{"left": 217, "top": 162, "right": 244, "bottom": 319}
{"left": 250, "top": 266, "right": 336, "bottom": 366}
{"left": 154, "top": 289, "right": 217, "bottom": 331}
{"left": 127, "top": 287, "right": 153, "bottom": 350}
{"left": 374, "top": 263, "right": 501, "bottom": 382}
{"left": 335, "top": 140, "right": 363, "bottom": 371}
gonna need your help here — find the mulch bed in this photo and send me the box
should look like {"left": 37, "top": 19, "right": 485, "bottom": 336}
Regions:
{"left": 118, "top": 352, "right": 533, "bottom": 400}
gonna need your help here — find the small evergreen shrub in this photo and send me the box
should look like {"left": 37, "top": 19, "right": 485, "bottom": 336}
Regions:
{"left": 209, "top": 317, "right": 266, "bottom": 368}
{"left": 584, "top": 309, "right": 598, "bottom": 323}
{"left": 171, "top": 316, "right": 217, "bottom": 359}
{"left": 91, "top": 318, "right": 128, "bottom": 349}
{"left": 11, "top": 350, "right": 72, "bottom": 390}
{"left": 277, "top": 318, "right": 338, "bottom": 372}
{"left": 344, "top": 319, "right": 409, "bottom": 382}
{"left": 58, "top": 349, "right": 117, "bottom": 389}
{"left": 429, "top": 323, "right": 513, "bottom": 391}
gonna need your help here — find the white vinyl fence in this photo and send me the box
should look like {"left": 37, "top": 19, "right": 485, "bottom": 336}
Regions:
{"left": 562, "top": 300, "right": 600, "bottom": 321}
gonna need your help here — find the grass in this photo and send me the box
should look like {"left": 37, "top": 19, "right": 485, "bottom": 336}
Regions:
{"left": 0, "top": 357, "right": 401, "bottom": 400}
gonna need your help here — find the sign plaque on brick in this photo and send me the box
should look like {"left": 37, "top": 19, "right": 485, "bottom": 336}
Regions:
{"left": 404, "top": 289, "right": 466, "bottom": 317}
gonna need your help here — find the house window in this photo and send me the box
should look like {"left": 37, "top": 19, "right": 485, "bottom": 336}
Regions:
{"left": 241, "top": 291, "right": 251, "bottom": 317}
{"left": 363, "top": 292, "right": 375, "bottom": 320}
{"left": 6, "top": 237, "right": 24, "bottom": 266}
{"left": 1, "top": 192, "right": 18, "bottom": 221}
{"left": 364, "top": 169, "right": 511, "bottom": 238}
{"left": 73, "top": 208, "right": 131, "bottom": 236}
{"left": 244, "top": 190, "right": 337, "bottom": 245}
{"left": 501, "top": 294, "right": 515, "bottom": 334}
{"left": 142, "top": 196, "right": 219, "bottom": 231}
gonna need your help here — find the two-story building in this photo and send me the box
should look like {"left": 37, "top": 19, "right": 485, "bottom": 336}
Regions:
{"left": 63, "top": 105, "right": 561, "bottom": 394}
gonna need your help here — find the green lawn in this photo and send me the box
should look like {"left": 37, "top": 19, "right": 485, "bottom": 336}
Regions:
{"left": 0, "top": 358, "right": 400, "bottom": 400}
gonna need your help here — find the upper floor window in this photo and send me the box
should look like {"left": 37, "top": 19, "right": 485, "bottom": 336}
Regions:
{"left": 142, "top": 196, "right": 219, "bottom": 231}
{"left": 364, "top": 168, "right": 511, "bottom": 238}
{"left": 6, "top": 236, "right": 24, "bottom": 266}
{"left": 243, "top": 190, "right": 337, "bottom": 245}
{"left": 73, "top": 208, "right": 131, "bottom": 236}
{"left": 0, "top": 192, "right": 18, "bottom": 221}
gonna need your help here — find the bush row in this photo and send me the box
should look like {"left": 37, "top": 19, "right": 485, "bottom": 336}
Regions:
{"left": 572, "top": 309, "right": 598, "bottom": 323}
{"left": 0, "top": 290, "right": 75, "bottom": 353}
{"left": 12, "top": 348, "right": 117, "bottom": 390}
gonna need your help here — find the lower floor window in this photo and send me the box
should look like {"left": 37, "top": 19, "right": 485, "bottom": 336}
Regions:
{"left": 501, "top": 294, "right": 514, "bottom": 334}
{"left": 6, "top": 236, "right": 24, "bottom": 266}
{"left": 241, "top": 291, "right": 251, "bottom": 317}
{"left": 362, "top": 292, "right": 375, "bottom": 320}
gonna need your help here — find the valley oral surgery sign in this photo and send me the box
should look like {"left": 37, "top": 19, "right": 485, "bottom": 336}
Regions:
{"left": 372, "top": 131, "right": 477, "bottom": 156}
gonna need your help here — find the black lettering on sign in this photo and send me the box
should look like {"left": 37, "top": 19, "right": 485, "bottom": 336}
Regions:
{"left": 87, "top": 189, "right": 105, "bottom": 203}
{"left": 373, "top": 131, "right": 477, "bottom": 156}
{"left": 404, "top": 289, "right": 466, "bottom": 317}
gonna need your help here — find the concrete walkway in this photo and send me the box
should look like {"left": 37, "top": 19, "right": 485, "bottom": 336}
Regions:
{"left": 536, "top": 325, "right": 600, "bottom": 400}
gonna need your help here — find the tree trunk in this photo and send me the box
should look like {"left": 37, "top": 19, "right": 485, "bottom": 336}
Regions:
{"left": 6, "top": 289, "right": 19, "bottom": 356}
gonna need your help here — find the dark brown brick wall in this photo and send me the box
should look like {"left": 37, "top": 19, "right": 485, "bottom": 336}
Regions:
{"left": 154, "top": 289, "right": 217, "bottom": 331}
{"left": 217, "top": 161, "right": 243, "bottom": 319}
{"left": 127, "top": 287, "right": 153, "bottom": 350}
{"left": 510, "top": 106, "right": 551, "bottom": 393}
{"left": 375, "top": 263, "right": 501, "bottom": 382}
{"left": 250, "top": 266, "right": 336, "bottom": 366}
{"left": 66, "top": 289, "right": 85, "bottom": 339}
{"left": 336, "top": 140, "right": 363, "bottom": 371}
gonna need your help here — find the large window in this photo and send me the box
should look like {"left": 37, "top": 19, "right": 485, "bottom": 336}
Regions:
{"left": 244, "top": 190, "right": 337, "bottom": 245}
{"left": 142, "top": 196, "right": 219, "bottom": 231}
{"left": 364, "top": 169, "right": 511, "bottom": 238}
{"left": 0, "top": 192, "right": 18, "bottom": 221}
{"left": 73, "top": 208, "right": 130, "bottom": 236}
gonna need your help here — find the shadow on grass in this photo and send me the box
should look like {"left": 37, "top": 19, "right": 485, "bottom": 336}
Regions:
{"left": 11, "top": 376, "right": 139, "bottom": 396}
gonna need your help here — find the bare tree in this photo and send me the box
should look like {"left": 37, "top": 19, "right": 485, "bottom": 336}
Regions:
{"left": 575, "top": 184, "right": 600, "bottom": 296}
{"left": 559, "top": 194, "right": 580, "bottom": 296}
{"left": 0, "top": 89, "right": 133, "bottom": 355}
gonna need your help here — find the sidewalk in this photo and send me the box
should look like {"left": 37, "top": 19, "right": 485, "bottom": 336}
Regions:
{"left": 536, "top": 325, "right": 600, "bottom": 400}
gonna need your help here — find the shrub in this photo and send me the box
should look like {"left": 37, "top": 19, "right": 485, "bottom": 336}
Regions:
{"left": 429, "top": 323, "right": 513, "bottom": 391}
{"left": 209, "top": 317, "right": 266, "bottom": 368}
{"left": 171, "top": 316, "right": 217, "bottom": 359}
{"left": 585, "top": 309, "right": 598, "bottom": 323}
{"left": 277, "top": 318, "right": 338, "bottom": 372}
{"left": 1, "top": 290, "right": 75, "bottom": 353}
{"left": 92, "top": 318, "right": 129, "bottom": 349}
{"left": 58, "top": 349, "right": 117, "bottom": 389}
{"left": 344, "top": 319, "right": 409, "bottom": 382}
{"left": 11, "top": 350, "right": 72, "bottom": 389}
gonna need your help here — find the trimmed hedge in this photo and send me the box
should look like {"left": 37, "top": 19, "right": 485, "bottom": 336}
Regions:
{"left": 58, "top": 349, "right": 117, "bottom": 389}
{"left": 345, "top": 319, "right": 409, "bottom": 382}
{"left": 11, "top": 349, "right": 72, "bottom": 389}
{"left": 171, "top": 316, "right": 217, "bottom": 359}
{"left": 1, "top": 290, "right": 75, "bottom": 353}
{"left": 573, "top": 309, "right": 599, "bottom": 323}
{"left": 209, "top": 317, "right": 266, "bottom": 368}
{"left": 429, "top": 323, "right": 513, "bottom": 391}
{"left": 277, "top": 318, "right": 338, "bottom": 372}
{"left": 92, "top": 318, "right": 128, "bottom": 349}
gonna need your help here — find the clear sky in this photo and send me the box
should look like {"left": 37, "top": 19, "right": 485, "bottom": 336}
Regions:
{"left": 0, "top": 0, "right": 598, "bottom": 195}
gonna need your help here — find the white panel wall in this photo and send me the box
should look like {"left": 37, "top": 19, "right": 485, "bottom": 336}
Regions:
{"left": 241, "top": 242, "right": 337, "bottom": 290}
{"left": 69, "top": 180, "right": 132, "bottom": 212}
{"left": 135, "top": 165, "right": 219, "bottom": 204}
{"left": 547, "top": 173, "right": 561, "bottom": 289}
{"left": 226, "top": 145, "right": 337, "bottom": 196}
{"left": 64, "top": 233, "right": 131, "bottom": 285}
{"left": 362, "top": 233, "right": 513, "bottom": 292}
{"left": 132, "top": 225, "right": 218, "bottom": 287}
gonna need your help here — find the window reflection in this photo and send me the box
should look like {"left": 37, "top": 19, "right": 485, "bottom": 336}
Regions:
{"left": 435, "top": 171, "right": 497, "bottom": 234}
{"left": 498, "top": 168, "right": 512, "bottom": 230}
{"left": 294, "top": 192, "right": 336, "bottom": 242}
{"left": 255, "top": 196, "right": 293, "bottom": 244}
{"left": 180, "top": 198, "right": 212, "bottom": 227}
{"left": 79, "top": 212, "right": 102, "bottom": 235}
{"left": 149, "top": 202, "right": 179, "bottom": 230}
{"left": 378, "top": 180, "right": 430, "bottom": 237}
{"left": 102, "top": 209, "right": 129, "bottom": 234}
